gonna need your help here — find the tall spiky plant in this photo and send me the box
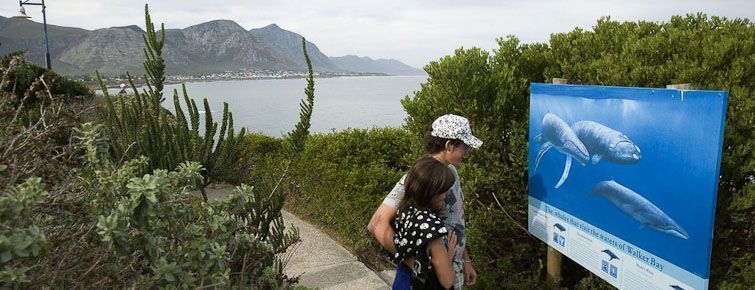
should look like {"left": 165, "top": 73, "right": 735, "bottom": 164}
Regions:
{"left": 287, "top": 37, "right": 315, "bottom": 156}
{"left": 97, "top": 4, "right": 245, "bottom": 202}
{"left": 142, "top": 4, "right": 165, "bottom": 103}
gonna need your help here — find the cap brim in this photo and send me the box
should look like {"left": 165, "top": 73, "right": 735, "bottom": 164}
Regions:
{"left": 462, "top": 135, "right": 483, "bottom": 149}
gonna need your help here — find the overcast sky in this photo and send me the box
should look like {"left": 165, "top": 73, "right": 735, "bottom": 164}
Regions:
{"left": 1, "top": 1, "right": 752, "bottom": 68}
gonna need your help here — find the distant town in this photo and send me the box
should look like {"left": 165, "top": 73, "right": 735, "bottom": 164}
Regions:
{"left": 93, "top": 69, "right": 388, "bottom": 88}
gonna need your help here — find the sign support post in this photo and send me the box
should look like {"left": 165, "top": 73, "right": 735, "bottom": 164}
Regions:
{"left": 546, "top": 78, "right": 567, "bottom": 288}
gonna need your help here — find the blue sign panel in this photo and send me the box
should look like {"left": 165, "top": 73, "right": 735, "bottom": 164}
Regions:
{"left": 527, "top": 83, "right": 727, "bottom": 290}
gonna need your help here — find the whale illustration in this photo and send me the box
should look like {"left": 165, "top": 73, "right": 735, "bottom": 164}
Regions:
{"left": 533, "top": 113, "right": 590, "bottom": 188}
{"left": 571, "top": 121, "right": 641, "bottom": 165}
{"left": 553, "top": 223, "right": 566, "bottom": 232}
{"left": 590, "top": 181, "right": 689, "bottom": 239}
{"left": 601, "top": 249, "right": 620, "bottom": 261}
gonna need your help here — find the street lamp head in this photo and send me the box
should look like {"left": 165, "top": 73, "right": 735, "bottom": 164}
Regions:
{"left": 13, "top": 0, "right": 52, "bottom": 70}
{"left": 12, "top": 6, "right": 32, "bottom": 19}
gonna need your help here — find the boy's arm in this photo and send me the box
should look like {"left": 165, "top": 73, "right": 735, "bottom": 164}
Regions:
{"left": 367, "top": 176, "right": 405, "bottom": 254}
{"left": 462, "top": 247, "right": 477, "bottom": 285}
{"left": 367, "top": 203, "right": 398, "bottom": 253}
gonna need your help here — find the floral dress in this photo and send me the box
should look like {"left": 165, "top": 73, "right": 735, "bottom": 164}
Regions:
{"left": 391, "top": 206, "right": 449, "bottom": 276}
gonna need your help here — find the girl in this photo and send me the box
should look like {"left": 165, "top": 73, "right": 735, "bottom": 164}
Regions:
{"left": 391, "top": 156, "right": 458, "bottom": 289}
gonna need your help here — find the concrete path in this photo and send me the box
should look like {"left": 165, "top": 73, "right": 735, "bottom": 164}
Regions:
{"left": 199, "top": 183, "right": 390, "bottom": 289}
{"left": 281, "top": 210, "right": 390, "bottom": 289}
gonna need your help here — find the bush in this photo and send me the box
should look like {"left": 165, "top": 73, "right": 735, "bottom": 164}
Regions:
{"left": 0, "top": 176, "right": 48, "bottom": 287}
{"left": 401, "top": 14, "right": 753, "bottom": 289}
{"left": 1, "top": 51, "right": 93, "bottom": 103}
{"left": 17, "top": 122, "right": 301, "bottom": 288}
{"left": 283, "top": 128, "right": 415, "bottom": 267}
{"left": 0, "top": 53, "right": 98, "bottom": 187}
{"left": 236, "top": 132, "right": 287, "bottom": 185}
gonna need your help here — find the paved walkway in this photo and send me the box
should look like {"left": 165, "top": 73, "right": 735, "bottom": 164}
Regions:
{"left": 281, "top": 210, "right": 390, "bottom": 289}
{"left": 200, "top": 183, "right": 391, "bottom": 289}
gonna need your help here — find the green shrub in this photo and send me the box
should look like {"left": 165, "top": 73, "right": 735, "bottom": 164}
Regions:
{"left": 401, "top": 14, "right": 753, "bottom": 289}
{"left": 0, "top": 176, "right": 48, "bottom": 287}
{"left": 71, "top": 122, "right": 300, "bottom": 288}
{"left": 236, "top": 132, "right": 287, "bottom": 185}
{"left": 284, "top": 128, "right": 414, "bottom": 266}
{"left": 0, "top": 53, "right": 97, "bottom": 187}
{"left": 1, "top": 51, "right": 93, "bottom": 103}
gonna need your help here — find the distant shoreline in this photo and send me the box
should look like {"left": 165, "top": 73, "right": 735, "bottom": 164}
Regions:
{"left": 94, "top": 73, "right": 427, "bottom": 90}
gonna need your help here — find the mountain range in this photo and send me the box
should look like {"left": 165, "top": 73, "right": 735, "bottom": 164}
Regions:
{"left": 0, "top": 16, "right": 424, "bottom": 76}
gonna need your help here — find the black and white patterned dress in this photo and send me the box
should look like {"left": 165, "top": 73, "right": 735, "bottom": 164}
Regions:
{"left": 391, "top": 206, "right": 449, "bottom": 274}
{"left": 383, "top": 165, "right": 467, "bottom": 275}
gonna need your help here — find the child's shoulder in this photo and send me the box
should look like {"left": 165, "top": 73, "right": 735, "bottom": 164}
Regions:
{"left": 399, "top": 206, "right": 440, "bottom": 220}
{"left": 399, "top": 206, "right": 446, "bottom": 234}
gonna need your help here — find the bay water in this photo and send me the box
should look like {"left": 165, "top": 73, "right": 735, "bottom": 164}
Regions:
{"left": 144, "top": 75, "right": 425, "bottom": 136}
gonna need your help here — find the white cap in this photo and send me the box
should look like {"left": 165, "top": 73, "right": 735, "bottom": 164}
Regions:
{"left": 430, "top": 114, "right": 482, "bottom": 148}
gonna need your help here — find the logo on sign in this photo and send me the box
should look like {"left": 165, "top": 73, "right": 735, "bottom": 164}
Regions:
{"left": 553, "top": 232, "right": 565, "bottom": 247}
{"left": 600, "top": 249, "right": 620, "bottom": 279}
{"left": 552, "top": 223, "right": 567, "bottom": 247}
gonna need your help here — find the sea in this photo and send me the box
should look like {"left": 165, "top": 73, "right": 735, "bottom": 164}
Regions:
{"left": 106, "top": 75, "right": 426, "bottom": 136}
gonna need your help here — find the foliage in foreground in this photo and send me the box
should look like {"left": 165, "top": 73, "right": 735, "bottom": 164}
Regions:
{"left": 0, "top": 53, "right": 97, "bottom": 287}
{"left": 78, "top": 123, "right": 299, "bottom": 288}
{"left": 1, "top": 3, "right": 316, "bottom": 287}
{"left": 0, "top": 176, "right": 47, "bottom": 286}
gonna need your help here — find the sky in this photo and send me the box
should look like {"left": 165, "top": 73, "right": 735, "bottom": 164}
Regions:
{"left": 1, "top": 0, "right": 752, "bottom": 68}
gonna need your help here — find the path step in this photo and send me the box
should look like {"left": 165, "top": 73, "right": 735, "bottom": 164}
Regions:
{"left": 282, "top": 210, "right": 389, "bottom": 289}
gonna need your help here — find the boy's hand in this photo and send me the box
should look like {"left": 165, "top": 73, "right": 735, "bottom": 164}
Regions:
{"left": 464, "top": 260, "right": 477, "bottom": 285}
{"left": 447, "top": 231, "right": 458, "bottom": 259}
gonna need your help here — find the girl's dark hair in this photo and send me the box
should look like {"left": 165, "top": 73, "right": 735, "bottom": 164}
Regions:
{"left": 397, "top": 156, "right": 455, "bottom": 213}
{"left": 424, "top": 133, "right": 465, "bottom": 154}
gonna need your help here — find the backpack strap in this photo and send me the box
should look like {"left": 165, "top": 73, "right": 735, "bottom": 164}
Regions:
{"left": 412, "top": 244, "right": 431, "bottom": 275}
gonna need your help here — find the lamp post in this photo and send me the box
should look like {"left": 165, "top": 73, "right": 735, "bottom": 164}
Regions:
{"left": 12, "top": 0, "right": 51, "bottom": 70}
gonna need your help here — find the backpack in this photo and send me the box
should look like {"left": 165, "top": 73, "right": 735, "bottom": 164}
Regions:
{"left": 409, "top": 244, "right": 451, "bottom": 290}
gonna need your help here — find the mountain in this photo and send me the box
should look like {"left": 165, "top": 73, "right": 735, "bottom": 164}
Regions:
{"left": 0, "top": 16, "right": 421, "bottom": 76}
{"left": 249, "top": 24, "right": 341, "bottom": 72}
{"left": 0, "top": 15, "right": 90, "bottom": 72}
{"left": 330, "top": 55, "right": 425, "bottom": 75}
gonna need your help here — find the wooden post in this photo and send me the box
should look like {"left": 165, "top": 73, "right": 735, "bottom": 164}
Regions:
{"left": 666, "top": 84, "right": 691, "bottom": 90}
{"left": 667, "top": 84, "right": 691, "bottom": 101}
{"left": 547, "top": 246, "right": 563, "bottom": 287}
{"left": 547, "top": 78, "right": 567, "bottom": 288}
{"left": 552, "top": 78, "right": 567, "bottom": 85}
